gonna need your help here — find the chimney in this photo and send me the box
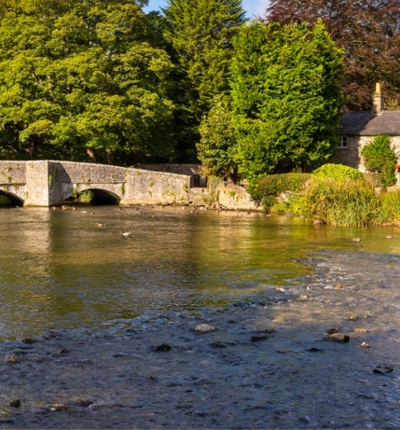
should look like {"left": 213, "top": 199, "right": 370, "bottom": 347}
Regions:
{"left": 371, "top": 82, "right": 384, "bottom": 114}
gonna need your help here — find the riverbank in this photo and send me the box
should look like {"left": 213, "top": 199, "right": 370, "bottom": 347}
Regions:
{"left": 1, "top": 249, "right": 400, "bottom": 429}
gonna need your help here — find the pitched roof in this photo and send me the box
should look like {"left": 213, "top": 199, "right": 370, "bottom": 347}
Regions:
{"left": 339, "top": 111, "right": 400, "bottom": 135}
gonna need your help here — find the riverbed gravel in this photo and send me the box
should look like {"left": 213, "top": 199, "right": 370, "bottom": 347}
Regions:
{"left": 1, "top": 250, "right": 400, "bottom": 429}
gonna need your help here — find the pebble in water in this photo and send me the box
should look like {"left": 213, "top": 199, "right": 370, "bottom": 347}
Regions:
{"left": 373, "top": 365, "right": 393, "bottom": 374}
{"left": 194, "top": 324, "right": 216, "bottom": 334}
{"left": 324, "top": 333, "right": 350, "bottom": 343}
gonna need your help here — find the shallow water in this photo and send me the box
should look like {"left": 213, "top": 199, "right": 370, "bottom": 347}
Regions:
{"left": 1, "top": 205, "right": 400, "bottom": 340}
{"left": 1, "top": 206, "right": 400, "bottom": 428}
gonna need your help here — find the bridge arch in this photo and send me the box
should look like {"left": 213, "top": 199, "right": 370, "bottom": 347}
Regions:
{"left": 0, "top": 189, "right": 24, "bottom": 206}
{"left": 66, "top": 185, "right": 121, "bottom": 205}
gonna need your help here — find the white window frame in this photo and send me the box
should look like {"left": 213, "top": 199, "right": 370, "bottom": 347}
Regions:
{"left": 338, "top": 136, "right": 348, "bottom": 149}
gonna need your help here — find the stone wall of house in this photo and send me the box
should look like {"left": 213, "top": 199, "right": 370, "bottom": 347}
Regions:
{"left": 329, "top": 136, "right": 360, "bottom": 169}
{"left": 330, "top": 136, "right": 400, "bottom": 183}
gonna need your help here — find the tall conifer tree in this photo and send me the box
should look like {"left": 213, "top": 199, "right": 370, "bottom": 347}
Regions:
{"left": 163, "top": 0, "right": 246, "bottom": 160}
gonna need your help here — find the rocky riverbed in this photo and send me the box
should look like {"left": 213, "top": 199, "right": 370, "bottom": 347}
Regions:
{"left": 1, "top": 250, "right": 400, "bottom": 429}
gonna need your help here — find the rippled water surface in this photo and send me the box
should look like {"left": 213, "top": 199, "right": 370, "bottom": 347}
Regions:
{"left": 1, "top": 205, "right": 400, "bottom": 340}
{"left": 2, "top": 206, "right": 400, "bottom": 428}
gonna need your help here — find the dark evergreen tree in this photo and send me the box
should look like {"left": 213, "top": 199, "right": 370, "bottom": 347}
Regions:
{"left": 162, "top": 0, "right": 246, "bottom": 160}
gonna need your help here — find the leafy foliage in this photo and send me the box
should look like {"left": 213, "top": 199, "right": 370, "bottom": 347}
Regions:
{"left": 0, "top": 0, "right": 175, "bottom": 164}
{"left": 250, "top": 172, "right": 310, "bottom": 210}
{"left": 266, "top": 0, "right": 400, "bottom": 111}
{"left": 361, "top": 135, "right": 397, "bottom": 188}
{"left": 231, "top": 21, "right": 344, "bottom": 183}
{"left": 312, "top": 163, "right": 363, "bottom": 181}
{"left": 197, "top": 96, "right": 237, "bottom": 179}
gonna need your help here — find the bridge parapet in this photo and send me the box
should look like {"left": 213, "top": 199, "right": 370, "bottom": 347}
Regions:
{"left": 0, "top": 161, "right": 27, "bottom": 185}
{"left": 0, "top": 160, "right": 192, "bottom": 206}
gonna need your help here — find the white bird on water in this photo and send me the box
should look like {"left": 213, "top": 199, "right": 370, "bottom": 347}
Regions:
{"left": 121, "top": 232, "right": 131, "bottom": 237}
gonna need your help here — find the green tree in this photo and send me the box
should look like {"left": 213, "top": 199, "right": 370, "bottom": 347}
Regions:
{"left": 266, "top": 0, "right": 400, "bottom": 111}
{"left": 162, "top": 0, "right": 246, "bottom": 160}
{"left": 231, "top": 20, "right": 344, "bottom": 183}
{"left": 361, "top": 135, "right": 397, "bottom": 188}
{"left": 0, "top": 0, "right": 175, "bottom": 164}
{"left": 197, "top": 95, "right": 237, "bottom": 180}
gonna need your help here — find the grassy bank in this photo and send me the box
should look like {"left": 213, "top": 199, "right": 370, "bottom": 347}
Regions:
{"left": 250, "top": 165, "right": 400, "bottom": 227}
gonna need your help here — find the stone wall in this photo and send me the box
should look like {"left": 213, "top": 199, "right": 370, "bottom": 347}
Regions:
{"left": 134, "top": 164, "right": 202, "bottom": 176}
{"left": 123, "top": 169, "right": 191, "bottom": 205}
{"left": 330, "top": 136, "right": 400, "bottom": 178}
{"left": 329, "top": 136, "right": 360, "bottom": 169}
{"left": 0, "top": 161, "right": 26, "bottom": 184}
{"left": 217, "top": 183, "right": 260, "bottom": 211}
{"left": 0, "top": 160, "right": 257, "bottom": 209}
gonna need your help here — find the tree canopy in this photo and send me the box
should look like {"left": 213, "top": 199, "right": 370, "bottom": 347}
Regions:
{"left": 0, "top": 0, "right": 175, "bottom": 164}
{"left": 163, "top": 0, "right": 246, "bottom": 110}
{"left": 162, "top": 0, "right": 246, "bottom": 160}
{"left": 266, "top": 0, "right": 400, "bottom": 111}
{"left": 231, "top": 20, "right": 344, "bottom": 182}
{"left": 197, "top": 95, "right": 237, "bottom": 179}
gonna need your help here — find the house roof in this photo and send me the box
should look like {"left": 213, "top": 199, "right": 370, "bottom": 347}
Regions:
{"left": 339, "top": 111, "right": 400, "bottom": 135}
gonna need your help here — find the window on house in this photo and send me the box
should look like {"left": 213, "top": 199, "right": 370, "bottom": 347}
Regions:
{"left": 338, "top": 136, "right": 348, "bottom": 149}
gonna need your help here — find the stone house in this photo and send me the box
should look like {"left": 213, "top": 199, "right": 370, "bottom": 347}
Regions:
{"left": 331, "top": 83, "right": 400, "bottom": 180}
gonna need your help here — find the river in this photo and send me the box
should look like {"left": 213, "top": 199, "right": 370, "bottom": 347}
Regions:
{"left": 0, "top": 205, "right": 400, "bottom": 428}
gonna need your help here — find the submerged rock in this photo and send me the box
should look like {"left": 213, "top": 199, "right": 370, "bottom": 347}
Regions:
{"left": 324, "top": 333, "right": 350, "bottom": 343}
{"left": 9, "top": 399, "right": 21, "bottom": 408}
{"left": 327, "top": 328, "right": 339, "bottom": 334}
{"left": 194, "top": 324, "right": 216, "bottom": 334}
{"left": 251, "top": 336, "right": 269, "bottom": 342}
{"left": 361, "top": 342, "right": 371, "bottom": 348}
{"left": 209, "top": 342, "right": 228, "bottom": 349}
{"left": 22, "top": 338, "right": 37, "bottom": 344}
{"left": 373, "top": 365, "right": 393, "bottom": 374}
{"left": 344, "top": 316, "right": 358, "bottom": 321}
{"left": 154, "top": 344, "right": 172, "bottom": 352}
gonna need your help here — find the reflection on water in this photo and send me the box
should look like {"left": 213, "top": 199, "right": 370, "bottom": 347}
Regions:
{"left": 1, "top": 206, "right": 400, "bottom": 340}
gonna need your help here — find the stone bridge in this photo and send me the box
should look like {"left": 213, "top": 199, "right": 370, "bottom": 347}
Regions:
{"left": 0, "top": 160, "right": 201, "bottom": 206}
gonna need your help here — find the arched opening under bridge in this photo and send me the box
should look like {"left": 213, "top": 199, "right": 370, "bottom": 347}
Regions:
{"left": 64, "top": 188, "right": 120, "bottom": 206}
{"left": 0, "top": 191, "right": 23, "bottom": 207}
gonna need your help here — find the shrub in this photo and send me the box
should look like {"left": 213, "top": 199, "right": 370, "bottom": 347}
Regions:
{"left": 312, "top": 163, "right": 363, "bottom": 181}
{"left": 361, "top": 135, "right": 397, "bottom": 188}
{"left": 271, "top": 202, "right": 289, "bottom": 214}
{"left": 250, "top": 172, "right": 310, "bottom": 211}
{"left": 289, "top": 177, "right": 382, "bottom": 226}
{"left": 250, "top": 173, "right": 311, "bottom": 210}
{"left": 78, "top": 190, "right": 94, "bottom": 203}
